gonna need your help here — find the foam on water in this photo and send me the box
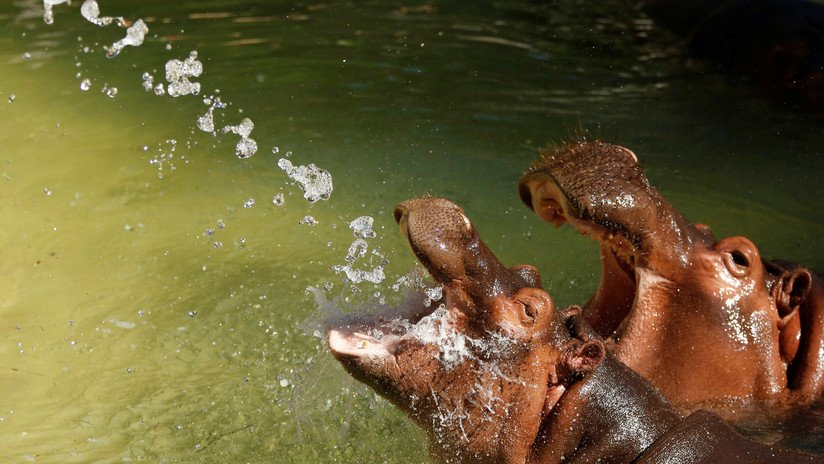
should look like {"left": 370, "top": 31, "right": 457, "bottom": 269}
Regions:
{"left": 105, "top": 19, "right": 148, "bottom": 58}
{"left": 277, "top": 159, "right": 333, "bottom": 203}
{"left": 165, "top": 51, "right": 202, "bottom": 97}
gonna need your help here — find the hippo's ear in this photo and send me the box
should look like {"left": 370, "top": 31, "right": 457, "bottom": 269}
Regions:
{"left": 715, "top": 236, "right": 761, "bottom": 279}
{"left": 564, "top": 339, "right": 606, "bottom": 376}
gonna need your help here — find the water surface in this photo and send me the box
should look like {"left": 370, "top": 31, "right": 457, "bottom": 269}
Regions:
{"left": 1, "top": 1, "right": 823, "bottom": 462}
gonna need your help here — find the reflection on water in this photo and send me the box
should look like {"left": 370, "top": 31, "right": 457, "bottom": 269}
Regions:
{"left": 0, "top": 0, "right": 823, "bottom": 462}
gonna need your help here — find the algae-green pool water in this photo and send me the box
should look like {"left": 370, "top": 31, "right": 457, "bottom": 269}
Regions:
{"left": 1, "top": 1, "right": 823, "bottom": 462}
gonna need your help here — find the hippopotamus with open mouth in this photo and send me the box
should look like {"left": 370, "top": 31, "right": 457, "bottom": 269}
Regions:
{"left": 326, "top": 197, "right": 823, "bottom": 463}
{"left": 518, "top": 141, "right": 824, "bottom": 407}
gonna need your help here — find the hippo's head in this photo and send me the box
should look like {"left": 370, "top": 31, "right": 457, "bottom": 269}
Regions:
{"left": 518, "top": 141, "right": 817, "bottom": 405}
{"left": 327, "top": 198, "right": 606, "bottom": 463}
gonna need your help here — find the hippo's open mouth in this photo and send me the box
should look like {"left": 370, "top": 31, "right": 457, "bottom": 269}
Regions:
{"left": 517, "top": 141, "right": 709, "bottom": 340}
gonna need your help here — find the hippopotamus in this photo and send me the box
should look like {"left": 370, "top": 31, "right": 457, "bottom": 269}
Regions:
{"left": 326, "top": 197, "right": 823, "bottom": 463}
{"left": 641, "top": 0, "right": 824, "bottom": 112}
{"left": 518, "top": 140, "right": 824, "bottom": 407}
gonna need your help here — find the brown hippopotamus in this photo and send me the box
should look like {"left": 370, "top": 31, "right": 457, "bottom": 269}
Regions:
{"left": 518, "top": 140, "right": 824, "bottom": 407}
{"left": 326, "top": 197, "right": 823, "bottom": 463}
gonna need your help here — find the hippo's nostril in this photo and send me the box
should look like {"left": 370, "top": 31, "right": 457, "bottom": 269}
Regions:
{"left": 394, "top": 205, "right": 408, "bottom": 224}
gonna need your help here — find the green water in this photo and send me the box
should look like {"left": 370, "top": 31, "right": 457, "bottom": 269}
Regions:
{"left": 0, "top": 1, "right": 822, "bottom": 462}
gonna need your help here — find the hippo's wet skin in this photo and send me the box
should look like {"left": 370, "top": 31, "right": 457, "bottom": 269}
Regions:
{"left": 327, "top": 198, "right": 823, "bottom": 463}
{"left": 518, "top": 141, "right": 824, "bottom": 407}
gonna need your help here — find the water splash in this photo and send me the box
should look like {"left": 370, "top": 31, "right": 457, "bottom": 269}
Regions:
{"left": 165, "top": 51, "right": 202, "bottom": 97}
{"left": 80, "top": 0, "right": 124, "bottom": 27}
{"left": 105, "top": 19, "right": 148, "bottom": 58}
{"left": 42, "top": 0, "right": 70, "bottom": 25}
{"left": 277, "top": 159, "right": 333, "bottom": 203}
{"left": 300, "top": 216, "right": 317, "bottom": 226}
{"left": 141, "top": 72, "right": 154, "bottom": 92}
{"left": 222, "top": 118, "right": 257, "bottom": 158}
{"left": 331, "top": 239, "right": 387, "bottom": 284}
{"left": 348, "top": 216, "right": 376, "bottom": 239}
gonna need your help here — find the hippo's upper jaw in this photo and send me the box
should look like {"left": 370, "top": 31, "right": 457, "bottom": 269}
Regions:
{"left": 518, "top": 141, "right": 818, "bottom": 407}
{"left": 517, "top": 141, "right": 711, "bottom": 341}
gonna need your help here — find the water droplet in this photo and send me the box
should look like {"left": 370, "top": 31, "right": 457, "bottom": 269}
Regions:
{"left": 235, "top": 137, "right": 257, "bottom": 158}
{"left": 80, "top": 78, "right": 91, "bottom": 91}
{"left": 106, "top": 19, "right": 149, "bottom": 58}
{"left": 165, "top": 51, "right": 202, "bottom": 97}
{"left": 277, "top": 159, "right": 333, "bottom": 203}
{"left": 300, "top": 215, "right": 317, "bottom": 226}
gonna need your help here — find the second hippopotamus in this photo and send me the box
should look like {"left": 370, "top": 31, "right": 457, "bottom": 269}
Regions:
{"left": 518, "top": 140, "right": 824, "bottom": 407}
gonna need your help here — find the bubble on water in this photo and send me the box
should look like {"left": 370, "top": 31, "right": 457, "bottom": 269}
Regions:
{"left": 153, "top": 83, "right": 165, "bottom": 96}
{"left": 349, "top": 216, "right": 376, "bottom": 239}
{"left": 272, "top": 193, "right": 285, "bottom": 206}
{"left": 271, "top": 146, "right": 280, "bottom": 154}
{"left": 22, "top": 52, "right": 31, "bottom": 60}
{"left": 141, "top": 72, "right": 154, "bottom": 92}
{"left": 165, "top": 51, "right": 202, "bottom": 97}
{"left": 43, "top": 187, "right": 52, "bottom": 196}
{"left": 243, "top": 198, "right": 255, "bottom": 208}
{"left": 8, "top": 95, "right": 15, "bottom": 103}
{"left": 80, "top": 0, "right": 123, "bottom": 27}
{"left": 279, "top": 378, "right": 290, "bottom": 387}
{"left": 300, "top": 215, "right": 317, "bottom": 226}
{"left": 217, "top": 219, "right": 225, "bottom": 229}
{"left": 277, "top": 159, "right": 333, "bottom": 203}
{"left": 323, "top": 281, "right": 333, "bottom": 291}
{"left": 42, "top": 0, "right": 70, "bottom": 25}
{"left": 80, "top": 78, "right": 92, "bottom": 91}
{"left": 106, "top": 19, "right": 149, "bottom": 58}
{"left": 187, "top": 310, "right": 197, "bottom": 318}
{"left": 165, "top": 43, "right": 172, "bottom": 51}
